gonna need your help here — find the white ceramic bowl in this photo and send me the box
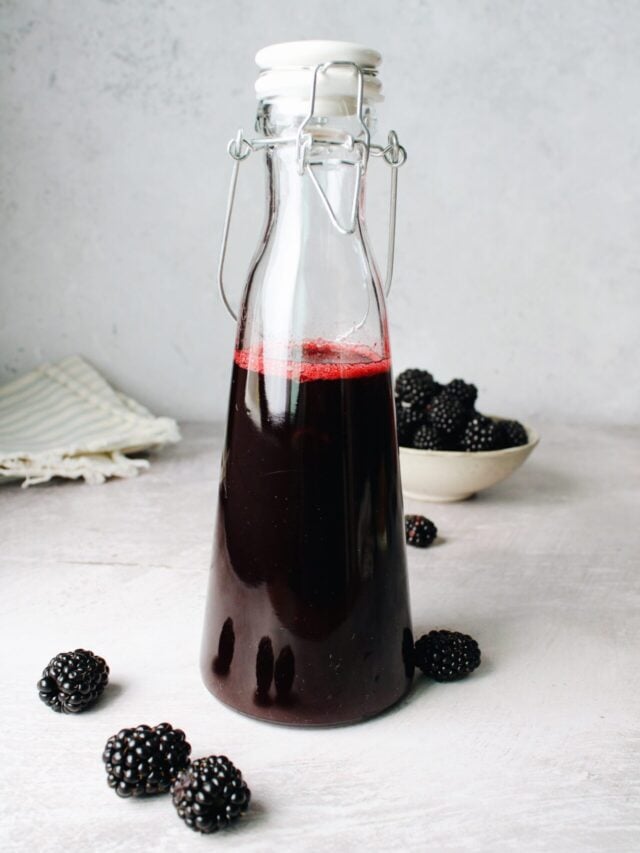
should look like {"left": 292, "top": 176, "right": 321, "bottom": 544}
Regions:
{"left": 399, "top": 420, "right": 539, "bottom": 502}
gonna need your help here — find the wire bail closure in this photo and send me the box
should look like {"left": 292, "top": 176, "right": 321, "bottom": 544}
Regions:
{"left": 217, "top": 63, "right": 406, "bottom": 322}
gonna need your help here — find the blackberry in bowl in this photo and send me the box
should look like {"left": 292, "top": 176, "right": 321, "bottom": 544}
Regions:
{"left": 395, "top": 367, "right": 539, "bottom": 502}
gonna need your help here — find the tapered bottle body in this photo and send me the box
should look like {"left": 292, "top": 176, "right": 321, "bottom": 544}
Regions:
{"left": 201, "top": 94, "right": 413, "bottom": 726}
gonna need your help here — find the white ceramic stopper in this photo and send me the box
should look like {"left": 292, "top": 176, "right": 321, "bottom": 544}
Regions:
{"left": 255, "top": 40, "right": 383, "bottom": 114}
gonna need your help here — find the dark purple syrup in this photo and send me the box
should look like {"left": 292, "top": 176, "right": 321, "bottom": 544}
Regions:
{"left": 201, "top": 342, "right": 413, "bottom": 725}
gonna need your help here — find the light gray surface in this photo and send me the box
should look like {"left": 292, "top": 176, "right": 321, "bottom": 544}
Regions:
{"left": 2, "top": 1, "right": 640, "bottom": 423}
{"left": 1, "top": 423, "right": 639, "bottom": 852}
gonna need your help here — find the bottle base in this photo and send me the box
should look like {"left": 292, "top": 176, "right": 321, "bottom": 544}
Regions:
{"left": 202, "top": 677, "right": 414, "bottom": 728}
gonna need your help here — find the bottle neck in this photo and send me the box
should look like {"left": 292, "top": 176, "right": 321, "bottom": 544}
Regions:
{"left": 236, "top": 101, "right": 386, "bottom": 359}
{"left": 266, "top": 142, "right": 367, "bottom": 240}
{"left": 257, "top": 100, "right": 375, "bottom": 237}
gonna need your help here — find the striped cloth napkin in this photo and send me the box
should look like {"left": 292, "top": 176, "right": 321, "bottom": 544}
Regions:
{"left": 0, "top": 356, "right": 180, "bottom": 487}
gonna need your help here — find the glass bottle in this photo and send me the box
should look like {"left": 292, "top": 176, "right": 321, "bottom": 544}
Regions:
{"left": 201, "top": 41, "right": 412, "bottom": 725}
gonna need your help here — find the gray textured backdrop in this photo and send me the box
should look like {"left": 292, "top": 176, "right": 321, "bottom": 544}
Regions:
{"left": 1, "top": 0, "right": 639, "bottom": 423}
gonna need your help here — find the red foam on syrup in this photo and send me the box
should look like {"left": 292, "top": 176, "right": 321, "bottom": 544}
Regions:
{"left": 234, "top": 340, "right": 390, "bottom": 382}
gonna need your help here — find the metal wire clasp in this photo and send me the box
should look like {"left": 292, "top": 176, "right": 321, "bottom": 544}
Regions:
{"left": 216, "top": 129, "right": 252, "bottom": 321}
{"left": 217, "top": 66, "right": 407, "bottom": 322}
{"left": 295, "top": 62, "right": 369, "bottom": 235}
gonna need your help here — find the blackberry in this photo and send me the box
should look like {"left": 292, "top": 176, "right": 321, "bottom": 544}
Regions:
{"left": 442, "top": 378, "right": 477, "bottom": 410}
{"left": 405, "top": 515, "right": 438, "bottom": 548}
{"left": 412, "top": 423, "right": 446, "bottom": 451}
{"left": 414, "top": 630, "right": 481, "bottom": 681}
{"left": 395, "top": 369, "right": 436, "bottom": 407}
{"left": 427, "top": 394, "right": 467, "bottom": 436}
{"left": 461, "top": 414, "right": 499, "bottom": 452}
{"left": 396, "top": 403, "right": 426, "bottom": 446}
{"left": 103, "top": 723, "right": 191, "bottom": 797}
{"left": 495, "top": 419, "right": 528, "bottom": 449}
{"left": 37, "top": 649, "right": 109, "bottom": 714}
{"left": 172, "top": 755, "right": 251, "bottom": 834}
